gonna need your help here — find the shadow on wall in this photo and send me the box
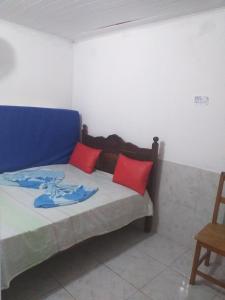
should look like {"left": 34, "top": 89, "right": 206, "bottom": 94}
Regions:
{"left": 159, "top": 141, "right": 165, "bottom": 161}
{"left": 0, "top": 38, "right": 16, "bottom": 79}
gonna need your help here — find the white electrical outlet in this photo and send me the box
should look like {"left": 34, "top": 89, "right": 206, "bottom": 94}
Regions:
{"left": 194, "top": 96, "right": 209, "bottom": 105}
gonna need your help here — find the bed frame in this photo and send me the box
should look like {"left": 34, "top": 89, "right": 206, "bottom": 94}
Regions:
{"left": 81, "top": 124, "right": 159, "bottom": 233}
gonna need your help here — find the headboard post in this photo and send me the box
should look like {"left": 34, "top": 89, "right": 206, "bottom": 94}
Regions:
{"left": 148, "top": 136, "right": 159, "bottom": 202}
{"left": 152, "top": 137, "right": 159, "bottom": 155}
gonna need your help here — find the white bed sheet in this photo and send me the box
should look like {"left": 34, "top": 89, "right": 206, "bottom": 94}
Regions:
{"left": 0, "top": 164, "right": 153, "bottom": 289}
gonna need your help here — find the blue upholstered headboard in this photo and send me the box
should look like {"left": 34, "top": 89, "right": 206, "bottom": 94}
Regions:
{"left": 0, "top": 106, "right": 80, "bottom": 173}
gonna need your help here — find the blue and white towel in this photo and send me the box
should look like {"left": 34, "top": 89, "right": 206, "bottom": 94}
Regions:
{"left": 0, "top": 168, "right": 64, "bottom": 189}
{"left": 34, "top": 184, "right": 98, "bottom": 208}
{"left": 0, "top": 168, "right": 98, "bottom": 208}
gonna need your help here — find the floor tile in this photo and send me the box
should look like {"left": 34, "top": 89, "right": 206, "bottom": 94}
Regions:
{"left": 46, "top": 245, "right": 100, "bottom": 284}
{"left": 141, "top": 268, "right": 216, "bottom": 300}
{"left": 84, "top": 226, "right": 148, "bottom": 264}
{"left": 2, "top": 264, "right": 61, "bottom": 300}
{"left": 127, "top": 290, "right": 153, "bottom": 300}
{"left": 135, "top": 234, "right": 187, "bottom": 265}
{"left": 170, "top": 248, "right": 219, "bottom": 278}
{"left": 38, "top": 288, "right": 75, "bottom": 300}
{"left": 3, "top": 229, "right": 222, "bottom": 300}
{"left": 105, "top": 245, "right": 166, "bottom": 288}
{"left": 5, "top": 288, "right": 76, "bottom": 300}
{"left": 170, "top": 249, "right": 225, "bottom": 297}
{"left": 202, "top": 260, "right": 225, "bottom": 298}
{"left": 63, "top": 264, "right": 137, "bottom": 300}
{"left": 170, "top": 249, "right": 194, "bottom": 277}
{"left": 103, "top": 225, "right": 148, "bottom": 245}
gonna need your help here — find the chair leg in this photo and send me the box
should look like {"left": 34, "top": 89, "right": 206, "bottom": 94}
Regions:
{"left": 190, "top": 241, "right": 201, "bottom": 285}
{"left": 204, "top": 250, "right": 211, "bottom": 266}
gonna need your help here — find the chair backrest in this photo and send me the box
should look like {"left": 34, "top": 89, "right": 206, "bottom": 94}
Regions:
{"left": 212, "top": 172, "right": 225, "bottom": 224}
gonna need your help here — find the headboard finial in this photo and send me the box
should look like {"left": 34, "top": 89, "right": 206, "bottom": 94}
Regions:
{"left": 152, "top": 136, "right": 159, "bottom": 157}
{"left": 153, "top": 136, "right": 159, "bottom": 144}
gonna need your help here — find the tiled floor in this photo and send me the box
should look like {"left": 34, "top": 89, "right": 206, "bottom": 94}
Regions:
{"left": 2, "top": 226, "right": 225, "bottom": 300}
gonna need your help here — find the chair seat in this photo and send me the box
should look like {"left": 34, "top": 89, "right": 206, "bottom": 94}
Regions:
{"left": 196, "top": 223, "right": 225, "bottom": 254}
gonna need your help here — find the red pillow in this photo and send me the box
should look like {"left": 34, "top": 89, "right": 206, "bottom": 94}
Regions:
{"left": 69, "top": 143, "right": 102, "bottom": 173}
{"left": 113, "top": 154, "right": 153, "bottom": 195}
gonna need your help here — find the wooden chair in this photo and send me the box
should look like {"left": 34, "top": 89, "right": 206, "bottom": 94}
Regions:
{"left": 190, "top": 172, "right": 225, "bottom": 289}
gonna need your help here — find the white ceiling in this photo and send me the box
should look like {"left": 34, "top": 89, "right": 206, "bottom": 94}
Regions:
{"left": 0, "top": 0, "right": 225, "bottom": 41}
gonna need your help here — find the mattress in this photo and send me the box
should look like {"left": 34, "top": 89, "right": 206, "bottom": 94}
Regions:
{"left": 0, "top": 164, "right": 153, "bottom": 289}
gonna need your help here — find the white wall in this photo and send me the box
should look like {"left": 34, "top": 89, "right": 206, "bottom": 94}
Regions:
{"left": 73, "top": 9, "right": 225, "bottom": 173}
{"left": 0, "top": 20, "right": 73, "bottom": 109}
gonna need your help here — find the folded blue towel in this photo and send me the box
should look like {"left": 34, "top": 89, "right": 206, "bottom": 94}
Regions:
{"left": 0, "top": 168, "right": 64, "bottom": 188}
{"left": 0, "top": 168, "right": 98, "bottom": 208}
{"left": 34, "top": 184, "right": 98, "bottom": 208}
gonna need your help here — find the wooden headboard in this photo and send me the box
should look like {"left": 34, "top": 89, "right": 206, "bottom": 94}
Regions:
{"left": 81, "top": 124, "right": 159, "bottom": 203}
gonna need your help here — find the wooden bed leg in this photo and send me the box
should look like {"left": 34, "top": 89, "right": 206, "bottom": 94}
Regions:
{"left": 144, "top": 216, "right": 152, "bottom": 233}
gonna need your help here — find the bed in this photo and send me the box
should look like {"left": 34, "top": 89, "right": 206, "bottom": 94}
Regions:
{"left": 0, "top": 107, "right": 159, "bottom": 290}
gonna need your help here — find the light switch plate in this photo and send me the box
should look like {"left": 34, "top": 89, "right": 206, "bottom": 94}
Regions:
{"left": 194, "top": 96, "right": 209, "bottom": 105}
